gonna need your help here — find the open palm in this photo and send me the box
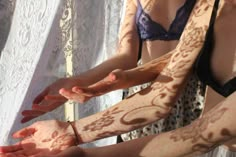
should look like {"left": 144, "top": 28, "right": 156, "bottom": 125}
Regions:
{"left": 0, "top": 120, "right": 77, "bottom": 157}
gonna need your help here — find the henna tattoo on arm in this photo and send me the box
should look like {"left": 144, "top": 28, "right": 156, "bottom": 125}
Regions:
{"left": 170, "top": 102, "right": 233, "bottom": 155}
{"left": 117, "top": 0, "right": 139, "bottom": 58}
{"left": 75, "top": 0, "right": 219, "bottom": 143}
{"left": 83, "top": 107, "right": 124, "bottom": 132}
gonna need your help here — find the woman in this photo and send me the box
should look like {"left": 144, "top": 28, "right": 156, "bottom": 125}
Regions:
{"left": 57, "top": 0, "right": 236, "bottom": 156}
{"left": 22, "top": 0, "right": 204, "bottom": 144}
{"left": 1, "top": 0, "right": 232, "bottom": 156}
{"left": 0, "top": 0, "right": 221, "bottom": 156}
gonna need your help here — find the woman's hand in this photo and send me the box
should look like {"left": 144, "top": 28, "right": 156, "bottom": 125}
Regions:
{"left": 0, "top": 120, "right": 77, "bottom": 157}
{"left": 60, "top": 69, "right": 130, "bottom": 103}
{"left": 21, "top": 77, "right": 86, "bottom": 123}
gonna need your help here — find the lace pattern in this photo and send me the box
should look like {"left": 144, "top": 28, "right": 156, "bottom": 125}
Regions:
{"left": 0, "top": 0, "right": 124, "bottom": 147}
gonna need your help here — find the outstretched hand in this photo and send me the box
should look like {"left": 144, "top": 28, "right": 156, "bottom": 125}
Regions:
{"left": 21, "top": 77, "right": 85, "bottom": 123}
{"left": 0, "top": 120, "right": 77, "bottom": 157}
{"left": 59, "top": 69, "right": 130, "bottom": 103}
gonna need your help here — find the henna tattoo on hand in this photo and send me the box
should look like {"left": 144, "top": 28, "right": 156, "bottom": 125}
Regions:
{"left": 41, "top": 131, "right": 76, "bottom": 151}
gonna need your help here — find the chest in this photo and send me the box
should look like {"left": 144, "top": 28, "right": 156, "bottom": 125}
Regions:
{"left": 137, "top": 0, "right": 188, "bottom": 30}
{"left": 211, "top": 4, "right": 236, "bottom": 84}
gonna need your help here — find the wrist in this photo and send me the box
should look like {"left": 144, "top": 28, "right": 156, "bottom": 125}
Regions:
{"left": 67, "top": 121, "right": 82, "bottom": 145}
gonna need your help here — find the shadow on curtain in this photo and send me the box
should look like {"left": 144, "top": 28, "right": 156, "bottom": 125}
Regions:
{"left": 0, "top": 0, "right": 123, "bottom": 147}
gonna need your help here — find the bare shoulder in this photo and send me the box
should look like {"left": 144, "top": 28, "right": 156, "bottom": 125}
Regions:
{"left": 131, "top": 0, "right": 138, "bottom": 7}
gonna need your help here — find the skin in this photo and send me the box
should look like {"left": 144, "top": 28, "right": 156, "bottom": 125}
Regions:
{"left": 21, "top": 0, "right": 188, "bottom": 122}
{"left": 29, "top": 92, "right": 236, "bottom": 157}
{"left": 35, "top": 1, "right": 236, "bottom": 156}
{"left": 0, "top": 0, "right": 220, "bottom": 156}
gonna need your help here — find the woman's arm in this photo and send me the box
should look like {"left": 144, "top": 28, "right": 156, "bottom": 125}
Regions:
{"left": 67, "top": 51, "right": 174, "bottom": 102}
{"left": 51, "top": 92, "right": 236, "bottom": 157}
{"left": 0, "top": 1, "right": 216, "bottom": 156}
{"left": 24, "top": 0, "right": 216, "bottom": 143}
{"left": 2, "top": 92, "right": 235, "bottom": 157}
{"left": 68, "top": 0, "right": 140, "bottom": 85}
{"left": 21, "top": 0, "right": 140, "bottom": 122}
{"left": 72, "top": 0, "right": 217, "bottom": 143}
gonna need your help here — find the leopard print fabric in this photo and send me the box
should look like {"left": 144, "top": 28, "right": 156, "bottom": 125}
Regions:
{"left": 121, "top": 71, "right": 205, "bottom": 141}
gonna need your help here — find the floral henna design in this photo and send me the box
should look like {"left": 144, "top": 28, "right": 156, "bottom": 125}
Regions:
{"left": 137, "top": 52, "right": 173, "bottom": 74}
{"left": 117, "top": 0, "right": 137, "bottom": 53}
{"left": 50, "top": 133, "right": 75, "bottom": 150}
{"left": 170, "top": 103, "right": 229, "bottom": 153}
{"left": 83, "top": 107, "right": 124, "bottom": 131}
{"left": 120, "top": 105, "right": 169, "bottom": 125}
{"left": 148, "top": 0, "right": 215, "bottom": 114}
{"left": 41, "top": 131, "right": 76, "bottom": 151}
{"left": 193, "top": 0, "right": 214, "bottom": 17}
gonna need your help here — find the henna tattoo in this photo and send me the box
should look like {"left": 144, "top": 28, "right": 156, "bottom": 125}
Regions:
{"left": 41, "top": 131, "right": 59, "bottom": 143}
{"left": 83, "top": 107, "right": 124, "bottom": 131}
{"left": 96, "top": 130, "right": 126, "bottom": 139}
{"left": 155, "top": 74, "right": 173, "bottom": 83}
{"left": 50, "top": 133, "right": 75, "bottom": 150}
{"left": 192, "top": 143, "right": 219, "bottom": 153}
{"left": 192, "top": 0, "right": 214, "bottom": 17}
{"left": 120, "top": 105, "right": 169, "bottom": 125}
{"left": 137, "top": 53, "right": 173, "bottom": 75}
{"left": 117, "top": 0, "right": 138, "bottom": 54}
{"left": 41, "top": 131, "right": 76, "bottom": 150}
{"left": 221, "top": 128, "right": 233, "bottom": 137}
{"left": 170, "top": 103, "right": 228, "bottom": 153}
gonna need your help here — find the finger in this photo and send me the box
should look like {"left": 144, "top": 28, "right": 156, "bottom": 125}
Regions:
{"left": 11, "top": 150, "right": 26, "bottom": 157}
{"left": 0, "top": 144, "right": 22, "bottom": 153}
{"left": 44, "top": 95, "right": 67, "bottom": 102}
{"left": 12, "top": 127, "right": 36, "bottom": 138}
{"left": 82, "top": 79, "right": 115, "bottom": 96}
{"left": 107, "top": 71, "right": 118, "bottom": 82}
{"left": 60, "top": 88, "right": 91, "bottom": 103}
{"left": 33, "top": 88, "right": 49, "bottom": 105}
{"left": 0, "top": 153, "right": 16, "bottom": 157}
{"left": 21, "top": 116, "right": 39, "bottom": 124}
{"left": 32, "top": 101, "right": 64, "bottom": 112}
{"left": 21, "top": 110, "right": 45, "bottom": 117}
{"left": 59, "top": 89, "right": 78, "bottom": 100}
{"left": 71, "top": 87, "right": 93, "bottom": 97}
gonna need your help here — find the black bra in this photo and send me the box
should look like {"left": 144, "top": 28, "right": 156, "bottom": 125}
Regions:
{"left": 195, "top": 0, "right": 236, "bottom": 97}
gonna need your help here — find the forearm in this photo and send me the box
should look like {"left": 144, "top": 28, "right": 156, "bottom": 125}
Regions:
{"left": 74, "top": 53, "right": 137, "bottom": 86}
{"left": 73, "top": 0, "right": 139, "bottom": 86}
{"left": 74, "top": 70, "right": 184, "bottom": 143}
{"left": 75, "top": 0, "right": 217, "bottom": 145}
{"left": 122, "top": 51, "right": 174, "bottom": 87}
{"left": 83, "top": 92, "right": 236, "bottom": 157}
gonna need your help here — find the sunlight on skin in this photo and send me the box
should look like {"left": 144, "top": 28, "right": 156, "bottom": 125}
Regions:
{"left": 0, "top": 121, "right": 77, "bottom": 157}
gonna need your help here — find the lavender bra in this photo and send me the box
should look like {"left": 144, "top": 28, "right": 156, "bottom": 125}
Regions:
{"left": 136, "top": 0, "right": 196, "bottom": 41}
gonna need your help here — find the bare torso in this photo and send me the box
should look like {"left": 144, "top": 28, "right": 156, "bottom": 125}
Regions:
{"left": 201, "top": 1, "right": 236, "bottom": 150}
{"left": 135, "top": 0, "right": 186, "bottom": 63}
{"left": 137, "top": 0, "right": 236, "bottom": 151}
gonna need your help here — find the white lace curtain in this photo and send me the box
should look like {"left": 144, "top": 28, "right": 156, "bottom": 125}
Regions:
{"left": 0, "top": 0, "right": 124, "bottom": 147}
